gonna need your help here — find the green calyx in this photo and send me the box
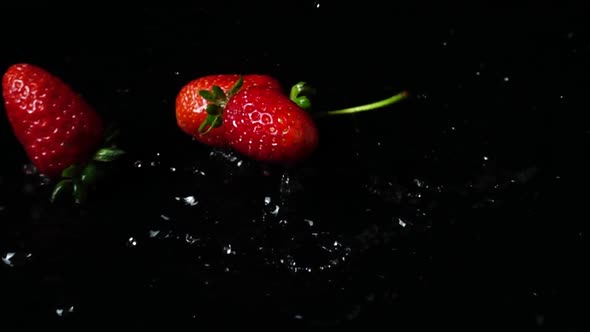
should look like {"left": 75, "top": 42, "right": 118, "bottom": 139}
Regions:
{"left": 289, "top": 81, "right": 316, "bottom": 110}
{"left": 50, "top": 126, "right": 125, "bottom": 204}
{"left": 198, "top": 76, "right": 244, "bottom": 135}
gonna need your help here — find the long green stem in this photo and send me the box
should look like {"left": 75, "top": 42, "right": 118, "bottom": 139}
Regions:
{"left": 314, "top": 91, "right": 409, "bottom": 117}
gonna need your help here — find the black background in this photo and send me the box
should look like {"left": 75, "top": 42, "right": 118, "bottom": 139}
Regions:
{"left": 0, "top": 1, "right": 588, "bottom": 330}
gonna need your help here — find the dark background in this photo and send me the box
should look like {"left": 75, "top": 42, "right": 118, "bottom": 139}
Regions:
{"left": 0, "top": 1, "right": 588, "bottom": 329}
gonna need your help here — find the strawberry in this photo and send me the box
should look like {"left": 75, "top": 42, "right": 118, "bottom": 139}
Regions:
{"left": 2, "top": 63, "right": 123, "bottom": 203}
{"left": 175, "top": 74, "right": 281, "bottom": 147}
{"left": 224, "top": 85, "right": 319, "bottom": 164}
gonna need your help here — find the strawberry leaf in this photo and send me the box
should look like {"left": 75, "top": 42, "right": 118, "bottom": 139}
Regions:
{"left": 50, "top": 179, "right": 73, "bottom": 203}
{"left": 199, "top": 114, "right": 222, "bottom": 135}
{"left": 228, "top": 76, "right": 244, "bottom": 97}
{"left": 199, "top": 90, "right": 216, "bottom": 101}
{"left": 212, "top": 116, "right": 223, "bottom": 128}
{"left": 206, "top": 104, "right": 221, "bottom": 116}
{"left": 61, "top": 164, "right": 80, "bottom": 178}
{"left": 93, "top": 148, "right": 125, "bottom": 162}
{"left": 72, "top": 179, "right": 87, "bottom": 204}
{"left": 212, "top": 85, "right": 226, "bottom": 100}
{"left": 81, "top": 163, "right": 98, "bottom": 185}
{"left": 293, "top": 96, "right": 312, "bottom": 110}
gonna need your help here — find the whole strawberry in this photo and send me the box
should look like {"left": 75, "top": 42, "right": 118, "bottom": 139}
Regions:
{"left": 224, "top": 85, "right": 319, "bottom": 164}
{"left": 175, "top": 74, "right": 281, "bottom": 147}
{"left": 2, "top": 63, "right": 123, "bottom": 203}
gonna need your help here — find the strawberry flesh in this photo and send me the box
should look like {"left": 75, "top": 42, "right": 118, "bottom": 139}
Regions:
{"left": 225, "top": 86, "right": 319, "bottom": 164}
{"left": 2, "top": 63, "right": 103, "bottom": 179}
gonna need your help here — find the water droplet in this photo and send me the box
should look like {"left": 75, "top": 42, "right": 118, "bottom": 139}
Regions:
{"left": 127, "top": 237, "right": 138, "bottom": 247}
{"left": 413, "top": 178, "right": 425, "bottom": 188}
{"left": 175, "top": 195, "right": 198, "bottom": 206}
{"left": 224, "top": 245, "right": 236, "bottom": 255}
{"left": 483, "top": 156, "right": 489, "bottom": 161}
{"left": 503, "top": 76, "right": 510, "bottom": 82}
{"left": 264, "top": 196, "right": 271, "bottom": 205}
{"left": 160, "top": 214, "right": 171, "bottom": 221}
{"left": 442, "top": 41, "right": 448, "bottom": 46}
{"left": 23, "top": 164, "right": 37, "bottom": 175}
{"left": 270, "top": 205, "right": 280, "bottom": 216}
{"left": 173, "top": 71, "right": 180, "bottom": 76}
{"left": 185, "top": 233, "right": 199, "bottom": 244}
{"left": 0, "top": 206, "right": 5, "bottom": 212}
{"left": 475, "top": 71, "right": 481, "bottom": 76}
{"left": 294, "top": 314, "right": 304, "bottom": 320}
{"left": 2, "top": 251, "right": 32, "bottom": 267}
{"left": 133, "top": 160, "right": 143, "bottom": 168}
{"left": 169, "top": 167, "right": 176, "bottom": 172}
{"left": 305, "top": 219, "right": 314, "bottom": 227}
{"left": 566, "top": 32, "right": 574, "bottom": 39}
{"left": 313, "top": 0, "right": 320, "bottom": 8}
{"left": 398, "top": 218, "right": 407, "bottom": 227}
{"left": 149, "top": 230, "right": 160, "bottom": 238}
{"left": 56, "top": 305, "right": 75, "bottom": 317}
{"left": 559, "top": 95, "right": 564, "bottom": 99}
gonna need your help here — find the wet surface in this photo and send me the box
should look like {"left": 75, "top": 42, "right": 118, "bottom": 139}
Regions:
{"left": 1, "top": 2, "right": 589, "bottom": 329}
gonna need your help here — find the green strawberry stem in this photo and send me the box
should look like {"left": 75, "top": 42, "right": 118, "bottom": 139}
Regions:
{"left": 313, "top": 90, "right": 409, "bottom": 118}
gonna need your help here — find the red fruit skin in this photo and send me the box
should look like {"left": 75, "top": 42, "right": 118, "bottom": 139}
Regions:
{"left": 175, "top": 74, "right": 281, "bottom": 147}
{"left": 2, "top": 63, "right": 103, "bottom": 179}
{"left": 224, "top": 86, "right": 319, "bottom": 164}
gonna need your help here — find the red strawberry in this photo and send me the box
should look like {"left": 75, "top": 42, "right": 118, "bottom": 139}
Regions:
{"left": 2, "top": 63, "right": 123, "bottom": 203}
{"left": 224, "top": 85, "right": 319, "bottom": 164}
{"left": 175, "top": 74, "right": 281, "bottom": 147}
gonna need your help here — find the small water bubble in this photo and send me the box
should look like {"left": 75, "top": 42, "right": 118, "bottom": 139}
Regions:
{"left": 442, "top": 41, "right": 448, "bottom": 46}
{"left": 503, "top": 76, "right": 510, "bottom": 82}
{"left": 305, "top": 219, "right": 314, "bottom": 227}
{"left": 127, "top": 237, "right": 138, "bottom": 247}
{"left": 175, "top": 195, "right": 198, "bottom": 206}
{"left": 313, "top": 0, "right": 320, "bottom": 8}
{"left": 115, "top": 88, "right": 131, "bottom": 95}
{"left": 559, "top": 95, "right": 564, "bottom": 100}
{"left": 149, "top": 230, "right": 160, "bottom": 238}
{"left": 566, "top": 32, "right": 574, "bottom": 39}
{"left": 236, "top": 160, "right": 243, "bottom": 167}
{"left": 160, "top": 214, "right": 171, "bottom": 221}
{"left": 294, "top": 314, "right": 304, "bottom": 320}
{"left": 173, "top": 71, "right": 180, "bottom": 76}
{"left": 224, "top": 245, "right": 236, "bottom": 255}
{"left": 398, "top": 218, "right": 407, "bottom": 228}
{"left": 483, "top": 156, "right": 489, "bottom": 161}
{"left": 270, "top": 205, "right": 280, "bottom": 216}
{"left": 23, "top": 164, "right": 37, "bottom": 175}
{"left": 413, "top": 178, "right": 425, "bottom": 188}
{"left": 475, "top": 71, "right": 481, "bottom": 76}
{"left": 133, "top": 160, "right": 143, "bottom": 168}
{"left": 56, "top": 306, "right": 74, "bottom": 317}
{"left": 169, "top": 167, "right": 176, "bottom": 172}
{"left": 264, "top": 196, "right": 271, "bottom": 205}
{"left": 0, "top": 205, "right": 5, "bottom": 212}
{"left": 185, "top": 233, "right": 199, "bottom": 244}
